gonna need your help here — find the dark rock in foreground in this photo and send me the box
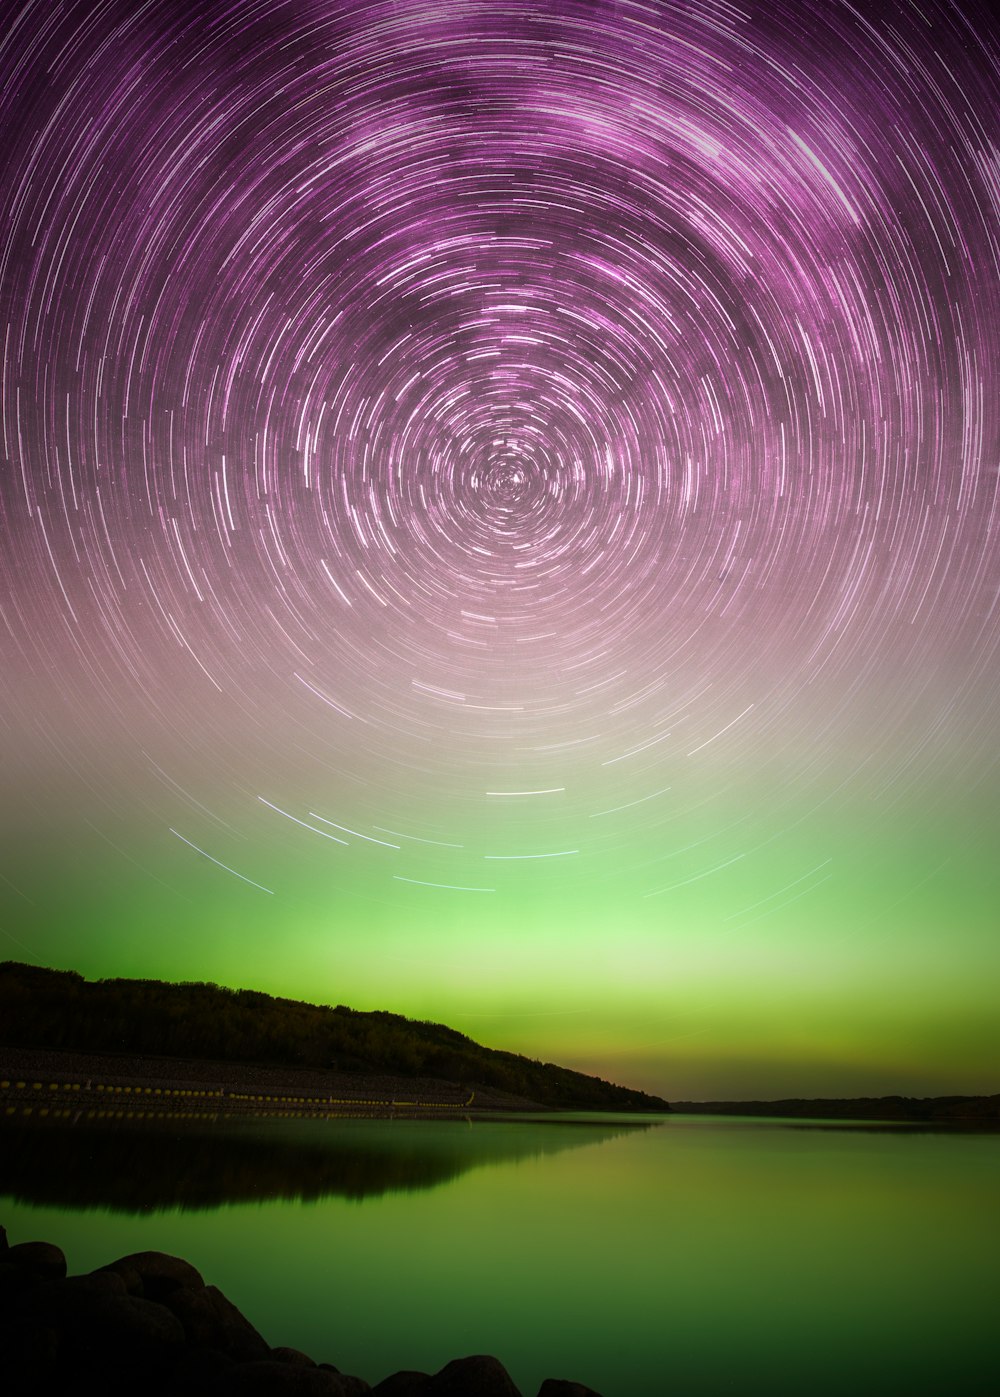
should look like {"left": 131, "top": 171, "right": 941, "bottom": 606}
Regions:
{"left": 537, "top": 1383, "right": 605, "bottom": 1397}
{"left": 4, "top": 1240, "right": 67, "bottom": 1281}
{"left": 369, "top": 1355, "right": 523, "bottom": 1395}
{"left": 0, "top": 1228, "right": 603, "bottom": 1396}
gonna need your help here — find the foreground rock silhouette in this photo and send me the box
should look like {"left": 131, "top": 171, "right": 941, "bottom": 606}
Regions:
{"left": 0, "top": 1229, "right": 602, "bottom": 1396}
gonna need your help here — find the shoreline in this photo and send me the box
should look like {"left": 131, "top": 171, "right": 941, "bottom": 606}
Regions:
{"left": 672, "top": 1093, "right": 1000, "bottom": 1124}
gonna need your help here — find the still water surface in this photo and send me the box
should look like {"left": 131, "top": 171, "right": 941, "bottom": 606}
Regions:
{"left": 1, "top": 1112, "right": 996, "bottom": 1395}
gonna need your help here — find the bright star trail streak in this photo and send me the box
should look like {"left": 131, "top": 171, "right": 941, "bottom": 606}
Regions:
{"left": 1, "top": 0, "right": 998, "bottom": 1098}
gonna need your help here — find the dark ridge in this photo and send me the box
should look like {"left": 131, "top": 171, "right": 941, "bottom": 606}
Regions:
{"left": 0, "top": 962, "right": 670, "bottom": 1113}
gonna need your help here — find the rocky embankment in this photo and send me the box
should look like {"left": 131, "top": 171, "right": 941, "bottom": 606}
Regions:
{"left": 0, "top": 1228, "right": 601, "bottom": 1396}
{"left": 0, "top": 1045, "right": 546, "bottom": 1115}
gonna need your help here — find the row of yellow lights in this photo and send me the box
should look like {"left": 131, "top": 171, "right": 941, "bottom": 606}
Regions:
{"left": 4, "top": 1103, "right": 464, "bottom": 1122}
{"left": 0, "top": 1080, "right": 222, "bottom": 1097}
{"left": 0, "top": 1079, "right": 471, "bottom": 1109}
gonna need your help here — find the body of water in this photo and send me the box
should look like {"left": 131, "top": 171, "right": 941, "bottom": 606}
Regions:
{"left": 1, "top": 1111, "right": 996, "bottom": 1394}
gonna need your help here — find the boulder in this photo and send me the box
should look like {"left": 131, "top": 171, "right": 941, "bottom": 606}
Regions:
{"left": 273, "top": 1346, "right": 319, "bottom": 1366}
{"left": 0, "top": 1258, "right": 39, "bottom": 1300}
{"left": 64, "top": 1270, "right": 129, "bottom": 1297}
{"left": 162, "top": 1282, "right": 270, "bottom": 1361}
{"left": 216, "top": 1361, "right": 370, "bottom": 1394}
{"left": 60, "top": 1291, "right": 186, "bottom": 1362}
{"left": 165, "top": 1343, "right": 237, "bottom": 1395}
{"left": 3, "top": 1276, "right": 76, "bottom": 1376}
{"left": 3, "top": 1318, "right": 61, "bottom": 1394}
{"left": 3, "top": 1287, "right": 184, "bottom": 1388}
{"left": 4, "top": 1241, "right": 67, "bottom": 1280}
{"left": 372, "top": 1374, "right": 431, "bottom": 1395}
{"left": 99, "top": 1250, "right": 204, "bottom": 1299}
{"left": 97, "top": 1260, "right": 144, "bottom": 1295}
{"left": 425, "top": 1355, "right": 522, "bottom": 1396}
{"left": 536, "top": 1383, "right": 605, "bottom": 1397}
{"left": 0, "top": 1236, "right": 600, "bottom": 1397}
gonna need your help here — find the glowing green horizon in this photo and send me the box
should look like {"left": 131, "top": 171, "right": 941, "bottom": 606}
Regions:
{"left": 6, "top": 736, "right": 996, "bottom": 1101}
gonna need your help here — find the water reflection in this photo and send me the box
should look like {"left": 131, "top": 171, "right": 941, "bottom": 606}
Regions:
{"left": 2, "top": 1113, "right": 996, "bottom": 1395}
{"left": 0, "top": 1113, "right": 652, "bottom": 1213}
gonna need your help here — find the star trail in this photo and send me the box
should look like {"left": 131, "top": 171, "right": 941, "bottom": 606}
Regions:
{"left": 1, "top": 0, "right": 998, "bottom": 1097}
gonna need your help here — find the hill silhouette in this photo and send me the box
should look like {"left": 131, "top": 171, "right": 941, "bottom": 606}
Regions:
{"left": 0, "top": 962, "right": 669, "bottom": 1112}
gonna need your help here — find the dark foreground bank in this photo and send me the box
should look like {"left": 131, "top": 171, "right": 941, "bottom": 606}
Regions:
{"left": 0, "top": 1227, "right": 601, "bottom": 1396}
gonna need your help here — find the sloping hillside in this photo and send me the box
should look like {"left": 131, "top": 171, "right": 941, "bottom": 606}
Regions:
{"left": 0, "top": 962, "right": 669, "bottom": 1111}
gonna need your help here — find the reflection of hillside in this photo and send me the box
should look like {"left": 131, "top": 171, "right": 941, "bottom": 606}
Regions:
{"left": 0, "top": 1115, "right": 651, "bottom": 1213}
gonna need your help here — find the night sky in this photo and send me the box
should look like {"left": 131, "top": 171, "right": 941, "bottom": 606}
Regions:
{"left": 1, "top": 0, "right": 997, "bottom": 1099}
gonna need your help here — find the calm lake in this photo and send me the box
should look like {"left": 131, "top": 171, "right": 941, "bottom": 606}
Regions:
{"left": 1, "top": 1111, "right": 997, "bottom": 1395}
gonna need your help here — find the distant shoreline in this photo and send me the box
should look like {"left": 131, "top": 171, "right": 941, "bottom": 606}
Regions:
{"left": 672, "top": 1094, "right": 1000, "bottom": 1124}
